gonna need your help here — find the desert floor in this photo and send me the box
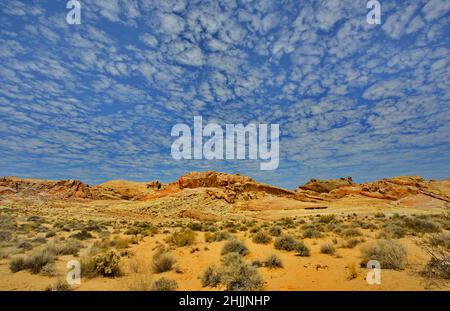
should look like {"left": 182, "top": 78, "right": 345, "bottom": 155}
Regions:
{"left": 0, "top": 199, "right": 449, "bottom": 291}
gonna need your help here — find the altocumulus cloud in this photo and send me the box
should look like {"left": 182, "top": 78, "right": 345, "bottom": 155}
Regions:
{"left": 0, "top": 0, "right": 449, "bottom": 189}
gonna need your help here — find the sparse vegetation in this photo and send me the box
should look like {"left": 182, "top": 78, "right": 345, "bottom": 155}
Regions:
{"left": 264, "top": 254, "right": 283, "bottom": 268}
{"left": 200, "top": 265, "right": 222, "bottom": 287}
{"left": 168, "top": 229, "right": 196, "bottom": 247}
{"left": 221, "top": 239, "right": 249, "bottom": 256}
{"left": 9, "top": 248, "right": 55, "bottom": 274}
{"left": 361, "top": 240, "right": 407, "bottom": 270}
{"left": 302, "top": 228, "right": 322, "bottom": 238}
{"left": 205, "top": 231, "right": 231, "bottom": 242}
{"left": 200, "top": 253, "right": 263, "bottom": 291}
{"left": 341, "top": 238, "right": 361, "bottom": 249}
{"left": 151, "top": 277, "right": 178, "bottom": 291}
{"left": 405, "top": 217, "right": 441, "bottom": 233}
{"left": 420, "top": 234, "right": 450, "bottom": 280}
{"left": 268, "top": 225, "right": 282, "bottom": 237}
{"left": 319, "top": 214, "right": 337, "bottom": 224}
{"left": 125, "top": 222, "right": 158, "bottom": 236}
{"left": 81, "top": 249, "right": 121, "bottom": 278}
{"left": 152, "top": 252, "right": 176, "bottom": 273}
{"left": 252, "top": 231, "right": 272, "bottom": 244}
{"left": 320, "top": 243, "right": 336, "bottom": 255}
{"left": 70, "top": 229, "right": 94, "bottom": 240}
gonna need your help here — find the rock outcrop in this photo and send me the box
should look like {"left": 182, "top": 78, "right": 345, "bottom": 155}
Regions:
{"left": 297, "top": 177, "right": 355, "bottom": 193}
{"left": 177, "top": 171, "right": 296, "bottom": 203}
{"left": 0, "top": 177, "right": 93, "bottom": 199}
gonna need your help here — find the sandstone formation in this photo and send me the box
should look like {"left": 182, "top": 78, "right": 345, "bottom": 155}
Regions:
{"left": 0, "top": 173, "right": 448, "bottom": 212}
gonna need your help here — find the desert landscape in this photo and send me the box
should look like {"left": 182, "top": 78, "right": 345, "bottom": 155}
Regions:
{"left": 0, "top": 171, "right": 449, "bottom": 291}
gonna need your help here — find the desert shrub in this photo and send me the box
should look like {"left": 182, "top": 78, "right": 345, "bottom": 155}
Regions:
{"left": 55, "top": 239, "right": 82, "bottom": 256}
{"left": 205, "top": 231, "right": 231, "bottom": 242}
{"left": 10, "top": 248, "right": 56, "bottom": 274}
{"left": 110, "top": 236, "right": 137, "bottom": 249}
{"left": 9, "top": 256, "right": 26, "bottom": 272}
{"left": 251, "top": 260, "right": 264, "bottom": 268}
{"left": 341, "top": 228, "right": 362, "bottom": 237}
{"left": 0, "top": 230, "right": 13, "bottom": 243}
{"left": 32, "top": 236, "right": 47, "bottom": 245}
{"left": 274, "top": 235, "right": 299, "bottom": 251}
{"left": 45, "top": 231, "right": 56, "bottom": 238}
{"left": 205, "top": 225, "right": 218, "bottom": 232}
{"left": 249, "top": 226, "right": 260, "bottom": 233}
{"left": 187, "top": 222, "right": 203, "bottom": 231}
{"left": 347, "top": 263, "right": 358, "bottom": 280}
{"left": 320, "top": 243, "right": 336, "bottom": 255}
{"left": 151, "top": 277, "right": 178, "bottom": 291}
{"left": 277, "top": 217, "right": 296, "bottom": 228}
{"left": 264, "top": 254, "right": 283, "bottom": 268}
{"left": 70, "top": 229, "right": 94, "bottom": 240}
{"left": 221, "top": 240, "right": 249, "bottom": 256}
{"left": 294, "top": 241, "right": 310, "bottom": 257}
{"left": 341, "top": 238, "right": 361, "bottom": 249}
{"left": 220, "top": 253, "right": 264, "bottom": 290}
{"left": 81, "top": 250, "right": 121, "bottom": 278}
{"left": 319, "top": 214, "right": 337, "bottom": 224}
{"left": 268, "top": 225, "right": 282, "bottom": 237}
{"left": 200, "top": 265, "right": 222, "bottom": 287}
{"left": 252, "top": 231, "right": 272, "bottom": 244}
{"left": 302, "top": 228, "right": 322, "bottom": 238}
{"left": 404, "top": 217, "right": 441, "bottom": 233}
{"left": 40, "top": 263, "right": 57, "bottom": 276}
{"left": 127, "top": 274, "right": 153, "bottom": 291}
{"left": 375, "top": 212, "right": 385, "bottom": 218}
{"left": 125, "top": 222, "right": 158, "bottom": 236}
{"left": 429, "top": 233, "right": 450, "bottom": 249}
{"left": 168, "top": 229, "right": 196, "bottom": 247}
{"left": 16, "top": 240, "right": 33, "bottom": 251}
{"left": 152, "top": 253, "right": 176, "bottom": 273}
{"left": 51, "top": 279, "right": 72, "bottom": 291}
{"left": 421, "top": 237, "right": 450, "bottom": 280}
{"left": 361, "top": 240, "right": 407, "bottom": 270}
{"left": 379, "top": 223, "right": 406, "bottom": 239}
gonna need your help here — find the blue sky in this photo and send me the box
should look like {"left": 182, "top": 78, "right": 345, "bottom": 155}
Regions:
{"left": 0, "top": 0, "right": 449, "bottom": 189}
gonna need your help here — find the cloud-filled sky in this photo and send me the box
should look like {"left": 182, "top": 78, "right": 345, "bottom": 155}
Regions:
{"left": 0, "top": 0, "right": 449, "bottom": 189}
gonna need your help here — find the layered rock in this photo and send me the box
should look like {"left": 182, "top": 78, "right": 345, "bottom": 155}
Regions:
{"left": 177, "top": 171, "right": 296, "bottom": 203}
{"left": 0, "top": 177, "right": 93, "bottom": 199}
